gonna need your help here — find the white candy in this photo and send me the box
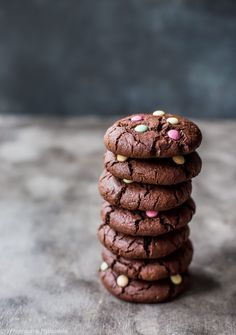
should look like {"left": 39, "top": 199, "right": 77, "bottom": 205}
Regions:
{"left": 153, "top": 110, "right": 165, "bottom": 116}
{"left": 123, "top": 179, "right": 133, "bottom": 184}
{"left": 100, "top": 262, "right": 109, "bottom": 271}
{"left": 116, "top": 275, "right": 129, "bottom": 288}
{"left": 167, "top": 117, "right": 179, "bottom": 125}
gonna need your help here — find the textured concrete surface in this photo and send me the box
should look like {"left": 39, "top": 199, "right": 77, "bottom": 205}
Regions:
{"left": 0, "top": 116, "right": 235, "bottom": 335}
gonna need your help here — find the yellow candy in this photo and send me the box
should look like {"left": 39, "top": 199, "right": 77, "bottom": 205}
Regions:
{"left": 153, "top": 110, "right": 165, "bottom": 116}
{"left": 116, "top": 275, "right": 129, "bottom": 288}
{"left": 100, "top": 262, "right": 109, "bottom": 271}
{"left": 167, "top": 117, "right": 179, "bottom": 125}
{"left": 170, "top": 274, "right": 182, "bottom": 285}
{"left": 123, "top": 179, "right": 133, "bottom": 184}
{"left": 172, "top": 155, "right": 185, "bottom": 165}
{"left": 117, "top": 154, "right": 128, "bottom": 162}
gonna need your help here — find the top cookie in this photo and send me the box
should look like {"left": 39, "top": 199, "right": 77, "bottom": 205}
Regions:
{"left": 104, "top": 112, "right": 202, "bottom": 158}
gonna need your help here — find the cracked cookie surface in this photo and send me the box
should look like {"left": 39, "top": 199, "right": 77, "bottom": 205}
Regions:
{"left": 101, "top": 198, "right": 195, "bottom": 236}
{"left": 102, "top": 239, "right": 193, "bottom": 281}
{"left": 98, "top": 223, "right": 190, "bottom": 259}
{"left": 104, "top": 150, "right": 202, "bottom": 185}
{"left": 100, "top": 268, "right": 189, "bottom": 303}
{"left": 99, "top": 170, "right": 192, "bottom": 211}
{"left": 104, "top": 114, "right": 202, "bottom": 158}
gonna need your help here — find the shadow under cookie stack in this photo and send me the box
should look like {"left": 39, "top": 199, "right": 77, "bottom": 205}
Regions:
{"left": 98, "top": 111, "right": 202, "bottom": 303}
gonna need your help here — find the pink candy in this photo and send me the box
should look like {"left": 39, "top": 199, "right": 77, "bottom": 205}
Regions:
{"left": 146, "top": 210, "right": 159, "bottom": 218}
{"left": 168, "top": 129, "right": 181, "bottom": 141}
{"left": 131, "top": 115, "right": 143, "bottom": 122}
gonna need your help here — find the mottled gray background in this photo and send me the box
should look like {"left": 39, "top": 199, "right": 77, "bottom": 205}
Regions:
{"left": 0, "top": 0, "right": 235, "bottom": 117}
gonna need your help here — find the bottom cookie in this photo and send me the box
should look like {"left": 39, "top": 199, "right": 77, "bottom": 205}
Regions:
{"left": 100, "top": 268, "right": 189, "bottom": 303}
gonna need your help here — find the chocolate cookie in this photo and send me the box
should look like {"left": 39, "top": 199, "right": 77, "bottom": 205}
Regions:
{"left": 101, "top": 198, "right": 195, "bottom": 236}
{"left": 100, "top": 268, "right": 189, "bottom": 303}
{"left": 104, "top": 150, "right": 202, "bottom": 185}
{"left": 101, "top": 239, "right": 193, "bottom": 281}
{"left": 98, "top": 223, "right": 190, "bottom": 259}
{"left": 99, "top": 170, "right": 192, "bottom": 211}
{"left": 104, "top": 113, "right": 202, "bottom": 159}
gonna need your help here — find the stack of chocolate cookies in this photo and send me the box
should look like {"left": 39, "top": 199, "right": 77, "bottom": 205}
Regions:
{"left": 98, "top": 111, "right": 202, "bottom": 303}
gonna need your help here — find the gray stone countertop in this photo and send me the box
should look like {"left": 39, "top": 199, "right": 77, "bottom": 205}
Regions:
{"left": 0, "top": 116, "right": 235, "bottom": 335}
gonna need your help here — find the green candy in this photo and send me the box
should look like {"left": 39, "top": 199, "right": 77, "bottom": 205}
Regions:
{"left": 134, "top": 124, "right": 148, "bottom": 133}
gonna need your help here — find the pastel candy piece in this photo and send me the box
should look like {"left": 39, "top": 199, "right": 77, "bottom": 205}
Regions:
{"left": 134, "top": 124, "right": 148, "bottom": 133}
{"left": 116, "top": 274, "right": 129, "bottom": 288}
{"left": 123, "top": 179, "right": 133, "bottom": 184}
{"left": 168, "top": 129, "right": 181, "bottom": 140}
{"left": 117, "top": 154, "right": 128, "bottom": 162}
{"left": 131, "top": 115, "right": 143, "bottom": 122}
{"left": 153, "top": 110, "right": 165, "bottom": 116}
{"left": 170, "top": 274, "right": 182, "bottom": 285}
{"left": 172, "top": 155, "right": 185, "bottom": 165}
{"left": 146, "top": 210, "right": 159, "bottom": 218}
{"left": 100, "top": 261, "right": 109, "bottom": 271}
{"left": 167, "top": 117, "right": 179, "bottom": 125}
